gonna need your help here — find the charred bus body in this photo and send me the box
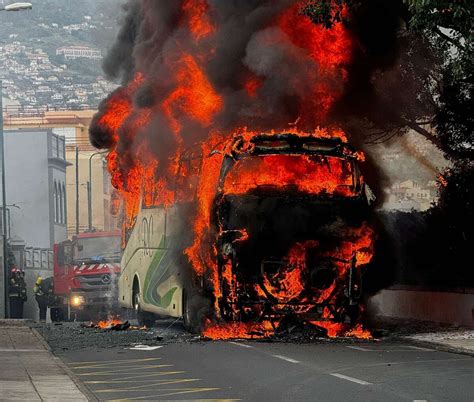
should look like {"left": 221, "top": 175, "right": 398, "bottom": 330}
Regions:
{"left": 211, "top": 134, "right": 375, "bottom": 327}
{"left": 118, "top": 133, "right": 375, "bottom": 330}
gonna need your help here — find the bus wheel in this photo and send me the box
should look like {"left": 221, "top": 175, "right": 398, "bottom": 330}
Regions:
{"left": 183, "top": 289, "right": 209, "bottom": 334}
{"left": 133, "top": 283, "right": 156, "bottom": 328}
{"left": 183, "top": 289, "right": 193, "bottom": 332}
{"left": 346, "top": 304, "right": 361, "bottom": 324}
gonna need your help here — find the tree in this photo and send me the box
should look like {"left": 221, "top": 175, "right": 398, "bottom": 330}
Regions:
{"left": 302, "top": 0, "right": 473, "bottom": 157}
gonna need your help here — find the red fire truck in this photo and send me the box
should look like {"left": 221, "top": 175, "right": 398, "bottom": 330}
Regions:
{"left": 51, "top": 231, "right": 122, "bottom": 321}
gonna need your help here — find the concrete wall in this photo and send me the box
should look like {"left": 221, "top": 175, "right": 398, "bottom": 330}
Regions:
{"left": 368, "top": 287, "right": 474, "bottom": 327}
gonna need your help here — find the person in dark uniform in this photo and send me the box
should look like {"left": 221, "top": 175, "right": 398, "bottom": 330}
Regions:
{"left": 34, "top": 276, "right": 48, "bottom": 322}
{"left": 8, "top": 268, "right": 26, "bottom": 318}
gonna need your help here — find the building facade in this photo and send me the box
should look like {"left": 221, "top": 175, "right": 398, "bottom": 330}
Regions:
{"left": 2, "top": 128, "right": 69, "bottom": 319}
{"left": 4, "top": 128, "right": 69, "bottom": 248}
{"left": 4, "top": 109, "right": 119, "bottom": 237}
{"left": 56, "top": 46, "right": 102, "bottom": 60}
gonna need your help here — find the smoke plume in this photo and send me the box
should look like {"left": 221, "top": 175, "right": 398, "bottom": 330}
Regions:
{"left": 90, "top": 0, "right": 418, "bottom": 212}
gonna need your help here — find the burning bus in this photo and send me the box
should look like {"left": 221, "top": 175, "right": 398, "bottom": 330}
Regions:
{"left": 88, "top": 1, "right": 380, "bottom": 337}
{"left": 118, "top": 131, "right": 376, "bottom": 336}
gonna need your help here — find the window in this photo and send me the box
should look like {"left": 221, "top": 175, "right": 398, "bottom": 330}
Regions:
{"left": 59, "top": 137, "right": 65, "bottom": 159}
{"left": 54, "top": 181, "right": 58, "bottom": 223}
{"left": 62, "top": 183, "right": 67, "bottom": 224}
{"left": 52, "top": 136, "right": 58, "bottom": 158}
{"left": 59, "top": 184, "right": 64, "bottom": 224}
{"left": 51, "top": 134, "right": 66, "bottom": 160}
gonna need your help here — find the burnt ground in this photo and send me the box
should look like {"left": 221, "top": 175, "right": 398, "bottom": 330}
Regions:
{"left": 32, "top": 319, "right": 196, "bottom": 352}
{"left": 31, "top": 316, "right": 470, "bottom": 353}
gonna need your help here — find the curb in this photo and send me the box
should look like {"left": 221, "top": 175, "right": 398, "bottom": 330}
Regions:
{"left": 30, "top": 326, "right": 99, "bottom": 402}
{"left": 401, "top": 336, "right": 474, "bottom": 357}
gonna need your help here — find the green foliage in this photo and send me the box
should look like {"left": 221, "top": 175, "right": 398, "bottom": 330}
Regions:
{"left": 436, "top": 71, "right": 474, "bottom": 160}
{"left": 301, "top": 0, "right": 348, "bottom": 28}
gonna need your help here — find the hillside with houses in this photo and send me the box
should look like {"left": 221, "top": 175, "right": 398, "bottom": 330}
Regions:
{"left": 0, "top": 0, "right": 120, "bottom": 110}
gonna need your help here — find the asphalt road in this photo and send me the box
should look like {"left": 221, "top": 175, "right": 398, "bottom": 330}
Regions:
{"left": 59, "top": 339, "right": 474, "bottom": 401}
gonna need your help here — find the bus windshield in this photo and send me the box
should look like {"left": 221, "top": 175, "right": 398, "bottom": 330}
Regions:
{"left": 222, "top": 154, "right": 357, "bottom": 197}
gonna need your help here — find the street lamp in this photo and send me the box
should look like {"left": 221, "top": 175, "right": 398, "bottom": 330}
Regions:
{"left": 1, "top": 3, "right": 33, "bottom": 11}
{"left": 0, "top": 2, "right": 32, "bottom": 318}
{"left": 88, "top": 151, "right": 108, "bottom": 231}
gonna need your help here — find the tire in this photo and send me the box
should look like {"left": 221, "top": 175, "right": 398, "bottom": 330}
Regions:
{"left": 182, "top": 288, "right": 210, "bottom": 334}
{"left": 346, "top": 304, "right": 361, "bottom": 324}
{"left": 182, "top": 289, "right": 193, "bottom": 332}
{"left": 133, "top": 284, "right": 156, "bottom": 328}
{"left": 50, "top": 307, "right": 64, "bottom": 322}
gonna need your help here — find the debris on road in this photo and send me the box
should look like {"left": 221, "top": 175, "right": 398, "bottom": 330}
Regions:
{"left": 81, "top": 318, "right": 149, "bottom": 331}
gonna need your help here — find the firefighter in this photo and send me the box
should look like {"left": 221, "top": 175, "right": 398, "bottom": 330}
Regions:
{"left": 34, "top": 276, "right": 48, "bottom": 322}
{"left": 8, "top": 268, "right": 27, "bottom": 318}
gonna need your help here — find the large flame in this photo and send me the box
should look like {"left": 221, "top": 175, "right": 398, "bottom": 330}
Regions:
{"left": 92, "top": 1, "right": 375, "bottom": 340}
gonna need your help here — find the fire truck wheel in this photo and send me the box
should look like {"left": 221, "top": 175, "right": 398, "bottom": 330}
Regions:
{"left": 50, "top": 307, "right": 65, "bottom": 322}
{"left": 133, "top": 284, "right": 156, "bottom": 327}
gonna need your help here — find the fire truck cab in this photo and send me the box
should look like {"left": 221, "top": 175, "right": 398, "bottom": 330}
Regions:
{"left": 52, "top": 231, "right": 122, "bottom": 321}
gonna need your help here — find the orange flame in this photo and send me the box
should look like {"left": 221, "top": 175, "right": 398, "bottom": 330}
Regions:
{"left": 94, "top": 2, "right": 376, "bottom": 340}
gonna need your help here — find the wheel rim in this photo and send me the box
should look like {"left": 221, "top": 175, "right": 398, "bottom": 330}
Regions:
{"left": 134, "top": 291, "right": 140, "bottom": 312}
{"left": 183, "top": 291, "right": 191, "bottom": 326}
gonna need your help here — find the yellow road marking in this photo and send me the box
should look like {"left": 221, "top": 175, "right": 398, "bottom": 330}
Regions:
{"left": 75, "top": 364, "right": 172, "bottom": 376}
{"left": 106, "top": 399, "right": 240, "bottom": 402}
{"left": 94, "top": 379, "right": 201, "bottom": 392}
{"left": 69, "top": 357, "right": 161, "bottom": 366}
{"left": 97, "top": 371, "right": 187, "bottom": 382}
{"left": 131, "top": 388, "right": 221, "bottom": 399}
{"left": 85, "top": 378, "right": 199, "bottom": 385}
{"left": 75, "top": 363, "right": 162, "bottom": 370}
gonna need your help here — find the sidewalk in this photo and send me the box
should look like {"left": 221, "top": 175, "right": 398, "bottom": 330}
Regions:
{"left": 405, "top": 329, "right": 474, "bottom": 355}
{"left": 0, "top": 319, "right": 90, "bottom": 401}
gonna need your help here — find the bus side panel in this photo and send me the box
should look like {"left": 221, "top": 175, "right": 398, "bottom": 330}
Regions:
{"left": 163, "top": 204, "right": 196, "bottom": 318}
{"left": 119, "top": 202, "right": 196, "bottom": 318}
{"left": 119, "top": 207, "right": 166, "bottom": 313}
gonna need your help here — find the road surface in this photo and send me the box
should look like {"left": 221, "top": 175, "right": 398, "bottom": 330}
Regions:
{"left": 59, "top": 339, "right": 473, "bottom": 401}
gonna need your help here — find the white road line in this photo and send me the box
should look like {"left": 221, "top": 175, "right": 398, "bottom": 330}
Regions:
{"left": 346, "top": 346, "right": 373, "bottom": 352}
{"left": 330, "top": 373, "right": 372, "bottom": 385}
{"left": 406, "top": 346, "right": 434, "bottom": 352}
{"left": 272, "top": 355, "right": 300, "bottom": 364}
{"left": 229, "top": 341, "right": 253, "bottom": 349}
{"left": 0, "top": 349, "right": 45, "bottom": 352}
{"left": 128, "top": 345, "right": 163, "bottom": 351}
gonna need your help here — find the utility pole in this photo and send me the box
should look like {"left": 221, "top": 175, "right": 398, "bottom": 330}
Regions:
{"left": 0, "top": 81, "right": 8, "bottom": 318}
{"left": 75, "top": 147, "right": 79, "bottom": 235}
{"left": 87, "top": 181, "right": 91, "bottom": 231}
